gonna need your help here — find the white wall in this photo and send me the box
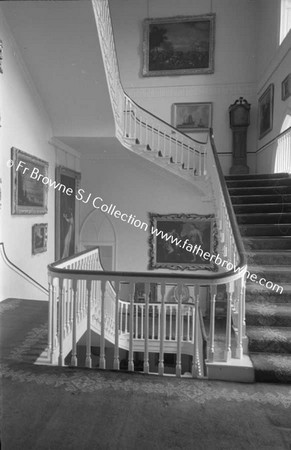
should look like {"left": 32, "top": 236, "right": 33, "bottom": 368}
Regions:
{"left": 110, "top": 0, "right": 258, "bottom": 174}
{"left": 0, "top": 10, "right": 80, "bottom": 300}
{"left": 79, "top": 138, "right": 214, "bottom": 273}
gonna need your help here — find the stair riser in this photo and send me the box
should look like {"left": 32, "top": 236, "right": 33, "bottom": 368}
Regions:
{"left": 237, "top": 214, "right": 291, "bottom": 225}
{"left": 229, "top": 187, "right": 291, "bottom": 196}
{"left": 246, "top": 272, "right": 291, "bottom": 283}
{"left": 226, "top": 178, "right": 291, "bottom": 188}
{"left": 233, "top": 204, "right": 291, "bottom": 214}
{"left": 240, "top": 224, "right": 291, "bottom": 236}
{"left": 246, "top": 253, "right": 291, "bottom": 265}
{"left": 248, "top": 338, "right": 291, "bottom": 354}
{"left": 252, "top": 368, "right": 291, "bottom": 383}
{"left": 225, "top": 173, "right": 289, "bottom": 180}
{"left": 246, "top": 291, "right": 291, "bottom": 304}
{"left": 231, "top": 195, "right": 291, "bottom": 204}
{"left": 246, "top": 314, "right": 291, "bottom": 327}
{"left": 243, "top": 238, "right": 291, "bottom": 250}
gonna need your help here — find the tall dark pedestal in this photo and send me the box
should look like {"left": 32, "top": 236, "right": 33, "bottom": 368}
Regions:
{"left": 229, "top": 97, "right": 251, "bottom": 175}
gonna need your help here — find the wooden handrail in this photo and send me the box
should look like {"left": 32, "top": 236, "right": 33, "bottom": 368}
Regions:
{"left": 124, "top": 93, "right": 207, "bottom": 147}
{"left": 48, "top": 248, "right": 246, "bottom": 284}
{"left": 209, "top": 129, "right": 247, "bottom": 269}
{"left": 0, "top": 242, "right": 49, "bottom": 294}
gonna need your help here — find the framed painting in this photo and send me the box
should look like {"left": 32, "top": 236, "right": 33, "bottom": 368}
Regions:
{"left": 11, "top": 147, "right": 49, "bottom": 215}
{"left": 258, "top": 84, "right": 274, "bottom": 139}
{"left": 55, "top": 166, "right": 81, "bottom": 260}
{"left": 142, "top": 14, "right": 215, "bottom": 77}
{"left": 172, "top": 102, "right": 212, "bottom": 132}
{"left": 32, "top": 223, "right": 48, "bottom": 255}
{"left": 148, "top": 213, "right": 217, "bottom": 271}
{"left": 282, "top": 74, "right": 291, "bottom": 101}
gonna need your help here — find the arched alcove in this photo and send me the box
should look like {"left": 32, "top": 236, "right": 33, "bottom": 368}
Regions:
{"left": 273, "top": 112, "right": 291, "bottom": 173}
{"left": 80, "top": 210, "right": 117, "bottom": 270}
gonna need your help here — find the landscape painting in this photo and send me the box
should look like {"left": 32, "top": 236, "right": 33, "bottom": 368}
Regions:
{"left": 143, "top": 15, "right": 215, "bottom": 77}
{"left": 11, "top": 148, "right": 48, "bottom": 215}
{"left": 173, "top": 102, "right": 212, "bottom": 132}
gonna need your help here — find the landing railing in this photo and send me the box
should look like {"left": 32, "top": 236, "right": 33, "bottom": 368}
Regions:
{"left": 47, "top": 245, "right": 248, "bottom": 377}
{"left": 47, "top": 247, "right": 207, "bottom": 377}
{"left": 257, "top": 126, "right": 291, "bottom": 174}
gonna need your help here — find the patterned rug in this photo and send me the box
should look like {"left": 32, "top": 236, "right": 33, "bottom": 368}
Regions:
{"left": 1, "top": 298, "right": 291, "bottom": 449}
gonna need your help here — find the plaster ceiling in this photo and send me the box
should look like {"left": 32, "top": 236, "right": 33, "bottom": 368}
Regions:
{"left": 2, "top": 0, "right": 115, "bottom": 140}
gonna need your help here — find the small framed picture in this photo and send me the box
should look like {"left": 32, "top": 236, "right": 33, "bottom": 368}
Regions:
{"left": 258, "top": 84, "right": 274, "bottom": 139}
{"left": 11, "top": 148, "right": 49, "bottom": 215}
{"left": 55, "top": 166, "right": 81, "bottom": 260}
{"left": 32, "top": 223, "right": 48, "bottom": 254}
{"left": 282, "top": 74, "right": 291, "bottom": 101}
{"left": 142, "top": 14, "right": 215, "bottom": 77}
{"left": 172, "top": 102, "right": 212, "bottom": 132}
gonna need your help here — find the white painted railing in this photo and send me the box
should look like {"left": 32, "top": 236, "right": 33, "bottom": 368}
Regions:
{"left": 92, "top": 0, "right": 206, "bottom": 177}
{"left": 257, "top": 126, "right": 291, "bottom": 174}
{"left": 47, "top": 248, "right": 207, "bottom": 377}
{"left": 274, "top": 127, "right": 291, "bottom": 174}
{"left": 45, "top": 246, "right": 248, "bottom": 377}
{"left": 39, "top": 0, "right": 249, "bottom": 376}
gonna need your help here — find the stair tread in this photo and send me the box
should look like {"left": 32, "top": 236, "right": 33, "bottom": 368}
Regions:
{"left": 246, "top": 282, "right": 291, "bottom": 292}
{"left": 246, "top": 326, "right": 291, "bottom": 338}
{"left": 225, "top": 173, "right": 290, "bottom": 180}
{"left": 246, "top": 303, "right": 291, "bottom": 314}
{"left": 248, "top": 264, "right": 291, "bottom": 272}
{"left": 249, "top": 353, "right": 291, "bottom": 383}
{"left": 246, "top": 249, "right": 291, "bottom": 254}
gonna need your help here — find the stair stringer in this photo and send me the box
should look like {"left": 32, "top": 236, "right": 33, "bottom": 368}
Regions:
{"left": 119, "top": 135, "right": 212, "bottom": 200}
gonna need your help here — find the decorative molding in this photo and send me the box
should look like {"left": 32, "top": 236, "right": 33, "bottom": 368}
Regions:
{"left": 124, "top": 82, "right": 257, "bottom": 100}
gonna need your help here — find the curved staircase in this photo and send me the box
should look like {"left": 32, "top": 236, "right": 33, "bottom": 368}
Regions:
{"left": 226, "top": 173, "right": 291, "bottom": 383}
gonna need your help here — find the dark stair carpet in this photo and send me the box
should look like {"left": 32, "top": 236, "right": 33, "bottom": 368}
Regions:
{"left": 0, "top": 298, "right": 48, "bottom": 366}
{"left": 226, "top": 173, "right": 291, "bottom": 383}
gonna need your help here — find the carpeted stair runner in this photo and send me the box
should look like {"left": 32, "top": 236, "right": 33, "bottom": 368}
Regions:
{"left": 225, "top": 173, "right": 291, "bottom": 383}
{"left": 0, "top": 298, "right": 48, "bottom": 365}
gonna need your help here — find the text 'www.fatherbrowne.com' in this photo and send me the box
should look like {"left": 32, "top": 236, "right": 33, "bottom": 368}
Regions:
{"left": 151, "top": 227, "right": 284, "bottom": 294}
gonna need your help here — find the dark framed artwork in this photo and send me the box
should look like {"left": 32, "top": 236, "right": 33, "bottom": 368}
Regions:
{"left": 134, "top": 282, "right": 157, "bottom": 302}
{"left": 148, "top": 213, "right": 217, "bottom": 271}
{"left": 142, "top": 14, "right": 215, "bottom": 77}
{"left": 32, "top": 223, "right": 48, "bottom": 255}
{"left": 282, "top": 74, "right": 291, "bottom": 101}
{"left": 11, "top": 148, "right": 49, "bottom": 215}
{"left": 55, "top": 166, "right": 81, "bottom": 260}
{"left": 172, "top": 102, "right": 212, "bottom": 132}
{"left": 258, "top": 84, "right": 274, "bottom": 139}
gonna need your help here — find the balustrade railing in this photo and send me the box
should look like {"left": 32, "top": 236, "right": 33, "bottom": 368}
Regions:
{"left": 47, "top": 248, "right": 208, "bottom": 377}
{"left": 46, "top": 246, "right": 248, "bottom": 377}
{"left": 256, "top": 126, "right": 291, "bottom": 174}
{"left": 42, "top": 0, "right": 250, "bottom": 377}
{"left": 92, "top": 0, "right": 206, "bottom": 177}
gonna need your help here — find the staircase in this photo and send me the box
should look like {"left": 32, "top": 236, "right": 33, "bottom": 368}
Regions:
{"left": 226, "top": 173, "right": 291, "bottom": 383}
